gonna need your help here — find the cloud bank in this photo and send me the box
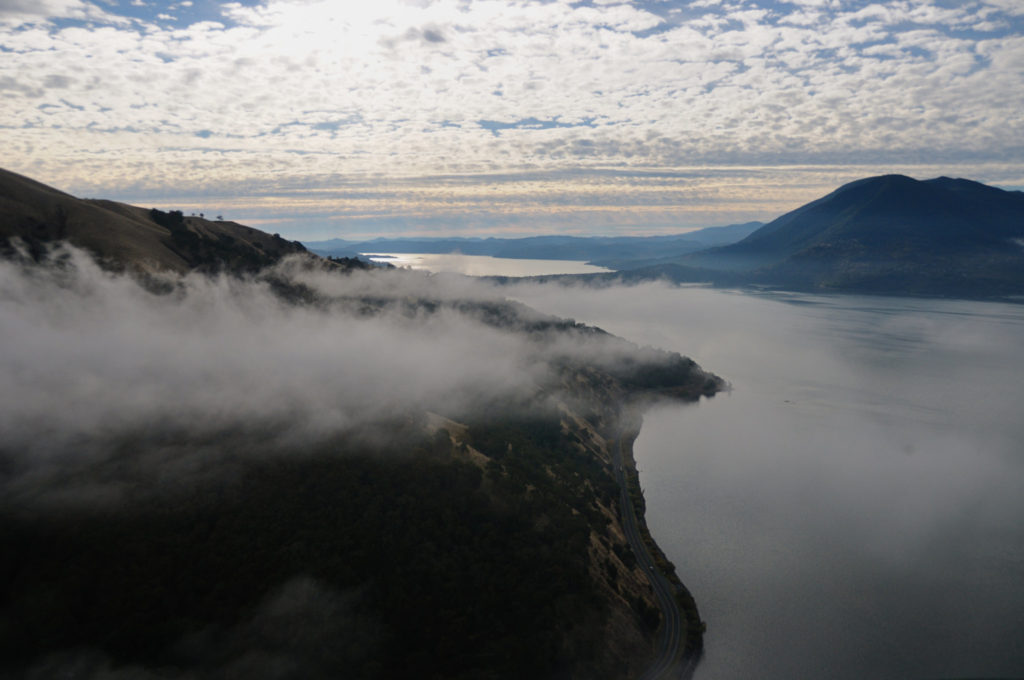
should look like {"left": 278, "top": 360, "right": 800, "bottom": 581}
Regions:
{"left": 0, "top": 244, "right": 708, "bottom": 507}
{"left": 0, "top": 246, "right": 554, "bottom": 502}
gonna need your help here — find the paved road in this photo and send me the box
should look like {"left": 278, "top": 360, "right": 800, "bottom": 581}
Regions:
{"left": 613, "top": 434, "right": 695, "bottom": 680}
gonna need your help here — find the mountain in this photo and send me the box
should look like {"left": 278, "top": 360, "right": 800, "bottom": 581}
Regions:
{"left": 680, "top": 221, "right": 765, "bottom": 248}
{"left": 0, "top": 168, "right": 719, "bottom": 678}
{"left": 1, "top": 304, "right": 716, "bottom": 678}
{"left": 622, "top": 175, "right": 1024, "bottom": 297}
{"left": 305, "top": 223, "right": 763, "bottom": 266}
{"left": 588, "top": 222, "right": 763, "bottom": 270}
{"left": 0, "top": 167, "right": 309, "bottom": 274}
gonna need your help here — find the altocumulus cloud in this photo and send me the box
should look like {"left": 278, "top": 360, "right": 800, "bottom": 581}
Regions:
{"left": 0, "top": 0, "right": 1021, "bottom": 236}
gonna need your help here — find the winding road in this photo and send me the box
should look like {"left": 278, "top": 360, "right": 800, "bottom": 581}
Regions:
{"left": 613, "top": 434, "right": 698, "bottom": 680}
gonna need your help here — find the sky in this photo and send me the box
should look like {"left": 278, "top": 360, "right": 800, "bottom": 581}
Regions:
{"left": 2, "top": 0, "right": 1022, "bottom": 240}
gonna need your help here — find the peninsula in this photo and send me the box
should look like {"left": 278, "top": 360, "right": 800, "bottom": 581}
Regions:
{"left": 0, "top": 168, "right": 720, "bottom": 679}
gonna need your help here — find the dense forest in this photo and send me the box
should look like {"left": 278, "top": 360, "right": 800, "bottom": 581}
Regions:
{"left": 1, "top": 381, "right": 712, "bottom": 678}
{"left": 2, "top": 420, "right": 625, "bottom": 679}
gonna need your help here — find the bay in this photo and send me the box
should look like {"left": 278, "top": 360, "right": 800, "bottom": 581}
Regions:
{"left": 508, "top": 282, "right": 1024, "bottom": 680}
{"left": 376, "top": 251, "right": 1024, "bottom": 678}
{"left": 363, "top": 252, "right": 612, "bottom": 277}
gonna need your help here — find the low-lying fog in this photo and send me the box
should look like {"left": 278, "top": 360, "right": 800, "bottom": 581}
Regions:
{"left": 507, "top": 281, "right": 1024, "bottom": 680}
{"left": 4, "top": 245, "right": 1023, "bottom": 678}
{"left": 0, "top": 252, "right": 511, "bottom": 444}
{"left": 0, "top": 246, "right": 636, "bottom": 508}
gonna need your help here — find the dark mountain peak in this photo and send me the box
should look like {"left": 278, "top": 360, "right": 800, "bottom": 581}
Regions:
{"left": 734, "top": 173, "right": 1021, "bottom": 254}
{"left": 927, "top": 175, "right": 968, "bottom": 186}
{"left": 847, "top": 173, "right": 916, "bottom": 186}
{"left": 666, "top": 174, "right": 1024, "bottom": 296}
{"left": 828, "top": 173, "right": 932, "bottom": 205}
{"left": 825, "top": 174, "right": 918, "bottom": 200}
{"left": 924, "top": 175, "right": 1023, "bottom": 200}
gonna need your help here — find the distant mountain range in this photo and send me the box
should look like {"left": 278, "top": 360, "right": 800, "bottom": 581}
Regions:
{"left": 613, "top": 175, "right": 1024, "bottom": 298}
{"left": 4, "top": 167, "right": 1022, "bottom": 298}
{"left": 304, "top": 222, "right": 764, "bottom": 265}
{"left": 308, "top": 174, "right": 1024, "bottom": 298}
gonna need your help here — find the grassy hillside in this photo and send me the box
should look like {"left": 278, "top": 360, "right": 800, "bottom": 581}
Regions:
{"left": 0, "top": 167, "right": 309, "bottom": 274}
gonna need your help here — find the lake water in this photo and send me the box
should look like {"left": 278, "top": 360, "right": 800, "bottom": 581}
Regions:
{"left": 390, "top": 252, "right": 1024, "bottom": 677}
{"left": 507, "top": 282, "right": 1024, "bottom": 680}
{"left": 363, "top": 252, "right": 612, "bottom": 277}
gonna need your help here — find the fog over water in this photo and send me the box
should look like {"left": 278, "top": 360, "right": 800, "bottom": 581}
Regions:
{"left": 508, "top": 281, "right": 1024, "bottom": 680}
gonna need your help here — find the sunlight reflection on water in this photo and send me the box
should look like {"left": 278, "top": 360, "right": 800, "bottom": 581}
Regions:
{"left": 363, "top": 252, "right": 612, "bottom": 277}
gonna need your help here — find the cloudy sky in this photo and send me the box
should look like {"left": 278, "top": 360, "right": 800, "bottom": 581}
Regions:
{"left": 2, "top": 0, "right": 1022, "bottom": 240}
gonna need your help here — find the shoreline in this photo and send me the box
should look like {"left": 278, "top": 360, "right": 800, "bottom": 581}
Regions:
{"left": 617, "top": 410, "right": 705, "bottom": 679}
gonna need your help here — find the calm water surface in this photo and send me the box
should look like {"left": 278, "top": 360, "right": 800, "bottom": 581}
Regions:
{"left": 364, "top": 252, "right": 612, "bottom": 277}
{"left": 508, "top": 282, "right": 1024, "bottom": 680}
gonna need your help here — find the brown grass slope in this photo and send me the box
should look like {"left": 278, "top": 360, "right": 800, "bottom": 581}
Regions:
{"left": 0, "top": 167, "right": 306, "bottom": 273}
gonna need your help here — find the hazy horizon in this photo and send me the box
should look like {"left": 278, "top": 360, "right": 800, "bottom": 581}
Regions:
{"left": 2, "top": 1, "right": 1021, "bottom": 241}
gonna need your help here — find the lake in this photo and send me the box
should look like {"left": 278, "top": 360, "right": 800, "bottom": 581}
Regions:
{"left": 363, "top": 252, "right": 612, "bottom": 277}
{"left": 508, "top": 282, "right": 1024, "bottom": 680}
{"left": 394, "top": 253, "right": 1024, "bottom": 678}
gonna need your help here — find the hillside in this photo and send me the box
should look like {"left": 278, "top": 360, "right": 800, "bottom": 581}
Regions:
{"left": 0, "top": 167, "right": 309, "bottom": 274}
{"left": 619, "top": 175, "right": 1024, "bottom": 297}
{"left": 0, "top": 171, "right": 722, "bottom": 679}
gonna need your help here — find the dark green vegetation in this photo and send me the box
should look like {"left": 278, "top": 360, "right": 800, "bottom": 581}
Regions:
{"left": 609, "top": 175, "right": 1024, "bottom": 298}
{"left": 0, "top": 361, "right": 717, "bottom": 679}
{"left": 304, "top": 222, "right": 763, "bottom": 265}
{"left": 148, "top": 207, "right": 310, "bottom": 274}
{"left": 0, "top": 170, "right": 723, "bottom": 678}
{"left": 1, "top": 427, "right": 611, "bottom": 679}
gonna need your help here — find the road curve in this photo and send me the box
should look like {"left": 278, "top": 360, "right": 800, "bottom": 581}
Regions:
{"left": 613, "top": 433, "right": 695, "bottom": 680}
